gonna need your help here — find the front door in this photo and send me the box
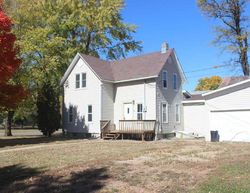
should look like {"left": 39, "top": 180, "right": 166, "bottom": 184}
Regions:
{"left": 123, "top": 103, "right": 133, "bottom": 120}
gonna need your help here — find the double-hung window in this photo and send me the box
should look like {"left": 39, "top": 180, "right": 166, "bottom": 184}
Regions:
{"left": 69, "top": 106, "right": 73, "bottom": 123}
{"left": 162, "top": 71, "right": 168, "bottom": 88}
{"left": 75, "top": 74, "right": 80, "bottom": 88}
{"left": 175, "top": 104, "right": 180, "bottom": 123}
{"left": 82, "top": 73, "right": 86, "bottom": 88}
{"left": 173, "top": 73, "right": 177, "bottom": 90}
{"left": 88, "top": 105, "right": 92, "bottom": 122}
{"left": 137, "top": 104, "right": 143, "bottom": 120}
{"left": 162, "top": 103, "right": 168, "bottom": 123}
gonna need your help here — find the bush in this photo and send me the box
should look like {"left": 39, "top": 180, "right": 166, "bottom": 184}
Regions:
{"left": 36, "top": 82, "right": 61, "bottom": 136}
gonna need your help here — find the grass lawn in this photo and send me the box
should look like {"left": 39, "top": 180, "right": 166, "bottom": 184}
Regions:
{"left": 0, "top": 132, "right": 250, "bottom": 193}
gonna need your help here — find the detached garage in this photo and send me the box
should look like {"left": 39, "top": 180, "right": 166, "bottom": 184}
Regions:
{"left": 183, "top": 77, "right": 250, "bottom": 142}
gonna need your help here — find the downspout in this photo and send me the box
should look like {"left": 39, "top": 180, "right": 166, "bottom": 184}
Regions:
{"left": 144, "top": 80, "right": 146, "bottom": 120}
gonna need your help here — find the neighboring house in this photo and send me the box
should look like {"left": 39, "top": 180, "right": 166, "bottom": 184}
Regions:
{"left": 60, "top": 43, "right": 186, "bottom": 138}
{"left": 183, "top": 77, "right": 250, "bottom": 142}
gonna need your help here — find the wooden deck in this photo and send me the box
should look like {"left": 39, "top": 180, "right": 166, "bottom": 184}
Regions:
{"left": 101, "top": 120, "right": 156, "bottom": 141}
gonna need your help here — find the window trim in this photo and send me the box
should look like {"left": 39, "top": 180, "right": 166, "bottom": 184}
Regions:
{"left": 137, "top": 103, "right": 143, "bottom": 120}
{"left": 175, "top": 104, "right": 181, "bottom": 123}
{"left": 162, "top": 70, "right": 168, "bottom": 89}
{"left": 69, "top": 106, "right": 73, "bottom": 123}
{"left": 162, "top": 102, "right": 169, "bottom": 123}
{"left": 173, "top": 73, "right": 177, "bottom": 90}
{"left": 88, "top": 105, "right": 93, "bottom": 122}
{"left": 75, "top": 73, "right": 80, "bottom": 89}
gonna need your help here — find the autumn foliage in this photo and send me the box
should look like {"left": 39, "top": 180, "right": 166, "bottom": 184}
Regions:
{"left": 0, "top": 3, "right": 26, "bottom": 110}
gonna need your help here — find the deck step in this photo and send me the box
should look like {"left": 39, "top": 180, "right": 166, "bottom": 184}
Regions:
{"left": 103, "top": 133, "right": 120, "bottom": 140}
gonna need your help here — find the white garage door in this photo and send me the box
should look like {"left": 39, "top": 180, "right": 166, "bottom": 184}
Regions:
{"left": 210, "top": 111, "right": 250, "bottom": 142}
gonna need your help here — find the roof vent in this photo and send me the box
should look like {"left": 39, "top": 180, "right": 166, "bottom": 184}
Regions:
{"left": 161, "top": 42, "right": 169, "bottom": 54}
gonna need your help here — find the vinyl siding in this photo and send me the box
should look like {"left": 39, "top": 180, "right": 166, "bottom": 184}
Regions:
{"left": 63, "top": 58, "right": 102, "bottom": 134}
{"left": 113, "top": 79, "right": 156, "bottom": 129}
{"left": 156, "top": 53, "right": 183, "bottom": 134}
{"left": 101, "top": 83, "right": 114, "bottom": 123}
{"left": 205, "top": 85, "right": 250, "bottom": 111}
{"left": 183, "top": 103, "right": 210, "bottom": 140}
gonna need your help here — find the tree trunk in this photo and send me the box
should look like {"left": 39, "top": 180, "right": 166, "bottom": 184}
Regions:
{"left": 4, "top": 111, "right": 14, "bottom": 136}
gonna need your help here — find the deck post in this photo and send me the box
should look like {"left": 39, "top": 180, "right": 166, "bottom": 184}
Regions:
{"left": 142, "top": 133, "right": 145, "bottom": 141}
{"left": 122, "top": 133, "right": 123, "bottom": 140}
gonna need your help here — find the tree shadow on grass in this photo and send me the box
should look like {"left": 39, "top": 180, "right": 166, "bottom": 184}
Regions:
{"left": 0, "top": 164, "right": 42, "bottom": 192}
{"left": 1, "top": 165, "right": 109, "bottom": 193}
{"left": 0, "top": 135, "right": 86, "bottom": 148}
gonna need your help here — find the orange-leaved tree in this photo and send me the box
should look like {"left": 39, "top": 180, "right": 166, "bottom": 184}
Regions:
{"left": 0, "top": 1, "right": 26, "bottom": 136}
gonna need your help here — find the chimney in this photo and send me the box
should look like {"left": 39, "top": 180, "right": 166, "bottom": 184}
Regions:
{"left": 161, "top": 42, "right": 169, "bottom": 54}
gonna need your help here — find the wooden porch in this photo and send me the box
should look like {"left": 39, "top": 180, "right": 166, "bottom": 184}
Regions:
{"left": 101, "top": 120, "right": 156, "bottom": 141}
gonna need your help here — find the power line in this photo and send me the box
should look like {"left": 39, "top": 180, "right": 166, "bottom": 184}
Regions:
{"left": 184, "top": 64, "right": 231, "bottom": 74}
{"left": 186, "top": 70, "right": 229, "bottom": 79}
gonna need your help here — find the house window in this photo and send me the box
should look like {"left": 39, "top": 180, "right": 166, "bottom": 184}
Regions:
{"left": 69, "top": 106, "right": 73, "bottom": 123}
{"left": 137, "top": 104, "right": 143, "bottom": 120}
{"left": 75, "top": 74, "right": 80, "bottom": 88}
{"left": 173, "top": 73, "right": 177, "bottom": 90}
{"left": 162, "top": 71, "right": 168, "bottom": 88}
{"left": 176, "top": 104, "right": 180, "bottom": 123}
{"left": 162, "top": 103, "right": 168, "bottom": 123}
{"left": 82, "top": 73, "right": 86, "bottom": 88}
{"left": 88, "top": 105, "right": 92, "bottom": 122}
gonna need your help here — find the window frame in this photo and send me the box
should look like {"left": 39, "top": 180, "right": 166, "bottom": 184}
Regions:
{"left": 162, "top": 70, "right": 168, "bottom": 89}
{"left": 81, "top": 73, "right": 86, "bottom": 88}
{"left": 75, "top": 73, "right": 80, "bottom": 89}
{"left": 137, "top": 104, "right": 143, "bottom": 120}
{"left": 173, "top": 73, "right": 177, "bottom": 90}
{"left": 88, "top": 105, "right": 93, "bottom": 122}
{"left": 69, "top": 106, "right": 73, "bottom": 123}
{"left": 162, "top": 102, "right": 168, "bottom": 123}
{"left": 175, "top": 104, "right": 181, "bottom": 123}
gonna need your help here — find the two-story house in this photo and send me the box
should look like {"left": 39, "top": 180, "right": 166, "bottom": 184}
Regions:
{"left": 60, "top": 43, "right": 186, "bottom": 139}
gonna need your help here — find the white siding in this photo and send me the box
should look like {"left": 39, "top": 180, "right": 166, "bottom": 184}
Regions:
{"left": 63, "top": 58, "right": 102, "bottom": 134}
{"left": 114, "top": 79, "right": 156, "bottom": 129}
{"left": 206, "top": 87, "right": 250, "bottom": 111}
{"left": 183, "top": 103, "right": 210, "bottom": 140}
{"left": 101, "top": 83, "right": 114, "bottom": 123}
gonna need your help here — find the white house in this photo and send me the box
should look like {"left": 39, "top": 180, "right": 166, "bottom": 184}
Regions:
{"left": 60, "top": 43, "right": 186, "bottom": 139}
{"left": 183, "top": 77, "right": 250, "bottom": 142}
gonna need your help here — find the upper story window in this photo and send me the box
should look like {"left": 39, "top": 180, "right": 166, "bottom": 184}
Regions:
{"left": 88, "top": 105, "right": 92, "bottom": 122}
{"left": 82, "top": 73, "right": 86, "bottom": 88}
{"left": 75, "top": 74, "right": 80, "bottom": 88}
{"left": 75, "top": 73, "right": 87, "bottom": 89}
{"left": 69, "top": 106, "right": 73, "bottom": 123}
{"left": 175, "top": 104, "right": 180, "bottom": 123}
{"left": 162, "top": 71, "right": 168, "bottom": 89}
{"left": 137, "top": 104, "right": 143, "bottom": 120}
{"left": 173, "top": 73, "right": 177, "bottom": 90}
{"left": 162, "top": 103, "right": 168, "bottom": 123}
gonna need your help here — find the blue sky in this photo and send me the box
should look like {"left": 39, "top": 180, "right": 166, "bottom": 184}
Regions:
{"left": 122, "top": 0, "right": 246, "bottom": 91}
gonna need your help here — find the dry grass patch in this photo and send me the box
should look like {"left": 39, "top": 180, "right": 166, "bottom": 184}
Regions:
{"left": 0, "top": 139, "right": 250, "bottom": 193}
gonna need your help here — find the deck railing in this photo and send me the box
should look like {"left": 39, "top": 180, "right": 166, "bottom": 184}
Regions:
{"left": 118, "top": 120, "right": 156, "bottom": 134}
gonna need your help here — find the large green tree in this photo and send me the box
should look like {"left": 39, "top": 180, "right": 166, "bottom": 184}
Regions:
{"left": 197, "top": 0, "right": 250, "bottom": 76}
{"left": 4, "top": 0, "right": 141, "bottom": 134}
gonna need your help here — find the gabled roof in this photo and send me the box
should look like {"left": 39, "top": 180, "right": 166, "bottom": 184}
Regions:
{"left": 60, "top": 49, "right": 186, "bottom": 85}
{"left": 203, "top": 77, "right": 250, "bottom": 97}
{"left": 218, "top": 76, "right": 250, "bottom": 89}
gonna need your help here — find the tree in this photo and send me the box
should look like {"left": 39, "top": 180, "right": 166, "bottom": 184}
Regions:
{"left": 0, "top": 1, "right": 26, "bottom": 136}
{"left": 36, "top": 81, "right": 61, "bottom": 136}
{"left": 195, "top": 76, "right": 222, "bottom": 91}
{"left": 4, "top": 0, "right": 141, "bottom": 136}
{"left": 197, "top": 0, "right": 250, "bottom": 76}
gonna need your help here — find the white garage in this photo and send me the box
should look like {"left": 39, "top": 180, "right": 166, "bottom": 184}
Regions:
{"left": 183, "top": 77, "right": 250, "bottom": 142}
